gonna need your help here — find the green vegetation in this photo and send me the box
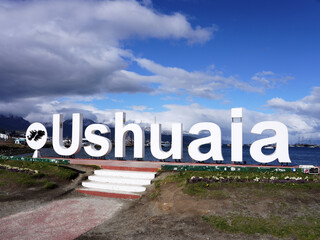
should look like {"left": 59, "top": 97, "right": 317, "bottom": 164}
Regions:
{"left": 0, "top": 160, "right": 78, "bottom": 180}
{"left": 154, "top": 171, "right": 320, "bottom": 198}
{"left": 0, "top": 141, "right": 33, "bottom": 156}
{"left": 149, "top": 171, "right": 187, "bottom": 199}
{"left": 0, "top": 142, "right": 28, "bottom": 151}
{"left": 150, "top": 180, "right": 162, "bottom": 199}
{"left": 0, "top": 159, "right": 78, "bottom": 191}
{"left": 185, "top": 182, "right": 231, "bottom": 199}
{"left": 43, "top": 181, "right": 58, "bottom": 189}
{"left": 202, "top": 214, "right": 320, "bottom": 240}
{"left": 162, "top": 170, "right": 319, "bottom": 182}
{"left": 151, "top": 171, "right": 320, "bottom": 239}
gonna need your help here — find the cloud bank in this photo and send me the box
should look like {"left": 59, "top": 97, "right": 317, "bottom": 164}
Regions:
{"left": 251, "top": 71, "right": 294, "bottom": 89}
{"left": 267, "top": 87, "right": 320, "bottom": 140}
{"left": 12, "top": 92, "right": 319, "bottom": 143}
{"left": 0, "top": 0, "right": 267, "bottom": 106}
{"left": 0, "top": 0, "right": 216, "bottom": 102}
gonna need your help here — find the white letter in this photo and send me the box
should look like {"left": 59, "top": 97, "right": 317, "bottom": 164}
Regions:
{"left": 231, "top": 108, "right": 243, "bottom": 162}
{"left": 52, "top": 113, "right": 83, "bottom": 156}
{"left": 188, "top": 122, "right": 223, "bottom": 162}
{"left": 150, "top": 123, "right": 182, "bottom": 160}
{"left": 84, "top": 124, "right": 112, "bottom": 157}
{"left": 250, "top": 121, "right": 291, "bottom": 163}
{"left": 115, "top": 112, "right": 145, "bottom": 159}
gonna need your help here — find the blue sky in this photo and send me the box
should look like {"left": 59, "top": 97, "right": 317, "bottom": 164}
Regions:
{"left": 122, "top": 0, "right": 320, "bottom": 112}
{"left": 0, "top": 0, "right": 320, "bottom": 142}
{"left": 86, "top": 0, "right": 320, "bottom": 112}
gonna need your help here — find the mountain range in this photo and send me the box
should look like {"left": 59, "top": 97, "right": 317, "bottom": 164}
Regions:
{"left": 0, "top": 114, "right": 197, "bottom": 144}
{"left": 0, "top": 115, "right": 30, "bottom": 131}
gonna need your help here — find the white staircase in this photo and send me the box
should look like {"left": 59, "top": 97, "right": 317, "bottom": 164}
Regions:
{"left": 77, "top": 168, "right": 157, "bottom": 199}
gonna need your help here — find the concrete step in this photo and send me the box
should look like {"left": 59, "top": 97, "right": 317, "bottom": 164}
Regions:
{"left": 76, "top": 188, "right": 141, "bottom": 199}
{"left": 101, "top": 165, "right": 159, "bottom": 172}
{"left": 88, "top": 175, "right": 151, "bottom": 185}
{"left": 82, "top": 180, "right": 146, "bottom": 193}
{"left": 94, "top": 169, "right": 156, "bottom": 179}
{"left": 78, "top": 166, "right": 157, "bottom": 199}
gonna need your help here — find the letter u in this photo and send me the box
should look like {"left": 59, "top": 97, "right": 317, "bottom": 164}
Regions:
{"left": 52, "top": 113, "right": 83, "bottom": 156}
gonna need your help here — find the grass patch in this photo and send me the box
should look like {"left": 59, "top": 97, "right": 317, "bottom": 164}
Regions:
{"left": 152, "top": 171, "right": 320, "bottom": 200}
{"left": 149, "top": 172, "right": 188, "bottom": 200}
{"left": 150, "top": 180, "right": 162, "bottom": 200}
{"left": 0, "top": 170, "right": 38, "bottom": 187}
{"left": 183, "top": 182, "right": 208, "bottom": 196}
{"left": 0, "top": 160, "right": 78, "bottom": 180}
{"left": 43, "top": 181, "right": 58, "bottom": 189}
{"left": 202, "top": 214, "right": 320, "bottom": 240}
{"left": 0, "top": 159, "right": 78, "bottom": 190}
{"left": 149, "top": 171, "right": 320, "bottom": 239}
{"left": 31, "top": 172, "right": 46, "bottom": 179}
{"left": 183, "top": 182, "right": 230, "bottom": 199}
{"left": 0, "top": 142, "right": 26, "bottom": 150}
{"left": 0, "top": 141, "right": 33, "bottom": 155}
{"left": 209, "top": 189, "right": 230, "bottom": 199}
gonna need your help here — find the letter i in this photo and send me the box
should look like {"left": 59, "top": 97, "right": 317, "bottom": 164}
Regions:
{"left": 231, "top": 108, "right": 243, "bottom": 162}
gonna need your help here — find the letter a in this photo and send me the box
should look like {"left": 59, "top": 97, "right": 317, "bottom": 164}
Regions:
{"left": 250, "top": 121, "right": 291, "bottom": 163}
{"left": 188, "top": 122, "right": 223, "bottom": 162}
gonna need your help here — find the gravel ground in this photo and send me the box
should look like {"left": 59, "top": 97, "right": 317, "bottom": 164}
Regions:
{"left": 0, "top": 193, "right": 125, "bottom": 240}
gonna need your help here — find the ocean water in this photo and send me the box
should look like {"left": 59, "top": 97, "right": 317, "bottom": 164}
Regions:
{"left": 23, "top": 145, "right": 320, "bottom": 166}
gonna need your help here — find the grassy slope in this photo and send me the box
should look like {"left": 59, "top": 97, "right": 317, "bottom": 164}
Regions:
{"left": 152, "top": 171, "right": 320, "bottom": 240}
{"left": 0, "top": 160, "right": 78, "bottom": 192}
{"left": 0, "top": 141, "right": 33, "bottom": 156}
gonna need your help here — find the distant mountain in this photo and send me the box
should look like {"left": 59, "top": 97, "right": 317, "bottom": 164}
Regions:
{"left": 46, "top": 118, "right": 95, "bottom": 138}
{"left": 146, "top": 132, "right": 197, "bottom": 146}
{"left": 46, "top": 119, "right": 198, "bottom": 144}
{"left": 0, "top": 114, "right": 199, "bottom": 144}
{"left": 0, "top": 114, "right": 30, "bottom": 131}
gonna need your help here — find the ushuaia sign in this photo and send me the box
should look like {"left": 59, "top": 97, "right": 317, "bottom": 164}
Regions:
{"left": 26, "top": 108, "right": 291, "bottom": 164}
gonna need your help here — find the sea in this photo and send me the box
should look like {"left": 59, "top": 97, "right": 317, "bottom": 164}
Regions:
{"left": 19, "top": 145, "right": 320, "bottom": 166}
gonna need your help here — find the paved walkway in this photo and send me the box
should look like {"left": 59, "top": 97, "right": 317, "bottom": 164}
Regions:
{"left": 66, "top": 158, "right": 298, "bottom": 169}
{"left": 0, "top": 197, "right": 123, "bottom": 240}
{"left": 69, "top": 158, "right": 163, "bottom": 171}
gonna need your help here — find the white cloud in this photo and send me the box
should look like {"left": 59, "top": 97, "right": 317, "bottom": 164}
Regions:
{"left": 11, "top": 96, "right": 320, "bottom": 143}
{"left": 128, "top": 105, "right": 152, "bottom": 111}
{"left": 111, "top": 98, "right": 124, "bottom": 103}
{"left": 251, "top": 71, "right": 294, "bottom": 89}
{"left": 267, "top": 87, "right": 320, "bottom": 119}
{"left": 134, "top": 58, "right": 263, "bottom": 99}
{"left": 0, "top": 0, "right": 282, "bottom": 113}
{"left": 0, "top": 0, "right": 214, "bottom": 103}
{"left": 267, "top": 87, "right": 320, "bottom": 140}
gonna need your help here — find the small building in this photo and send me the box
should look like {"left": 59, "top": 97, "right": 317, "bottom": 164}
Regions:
{"left": 15, "top": 138, "right": 26, "bottom": 145}
{"left": 0, "top": 133, "right": 9, "bottom": 140}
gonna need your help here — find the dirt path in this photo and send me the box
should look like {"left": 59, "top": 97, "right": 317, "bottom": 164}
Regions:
{"left": 0, "top": 165, "right": 128, "bottom": 240}
{"left": 0, "top": 193, "right": 124, "bottom": 240}
{"left": 77, "top": 184, "right": 278, "bottom": 240}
